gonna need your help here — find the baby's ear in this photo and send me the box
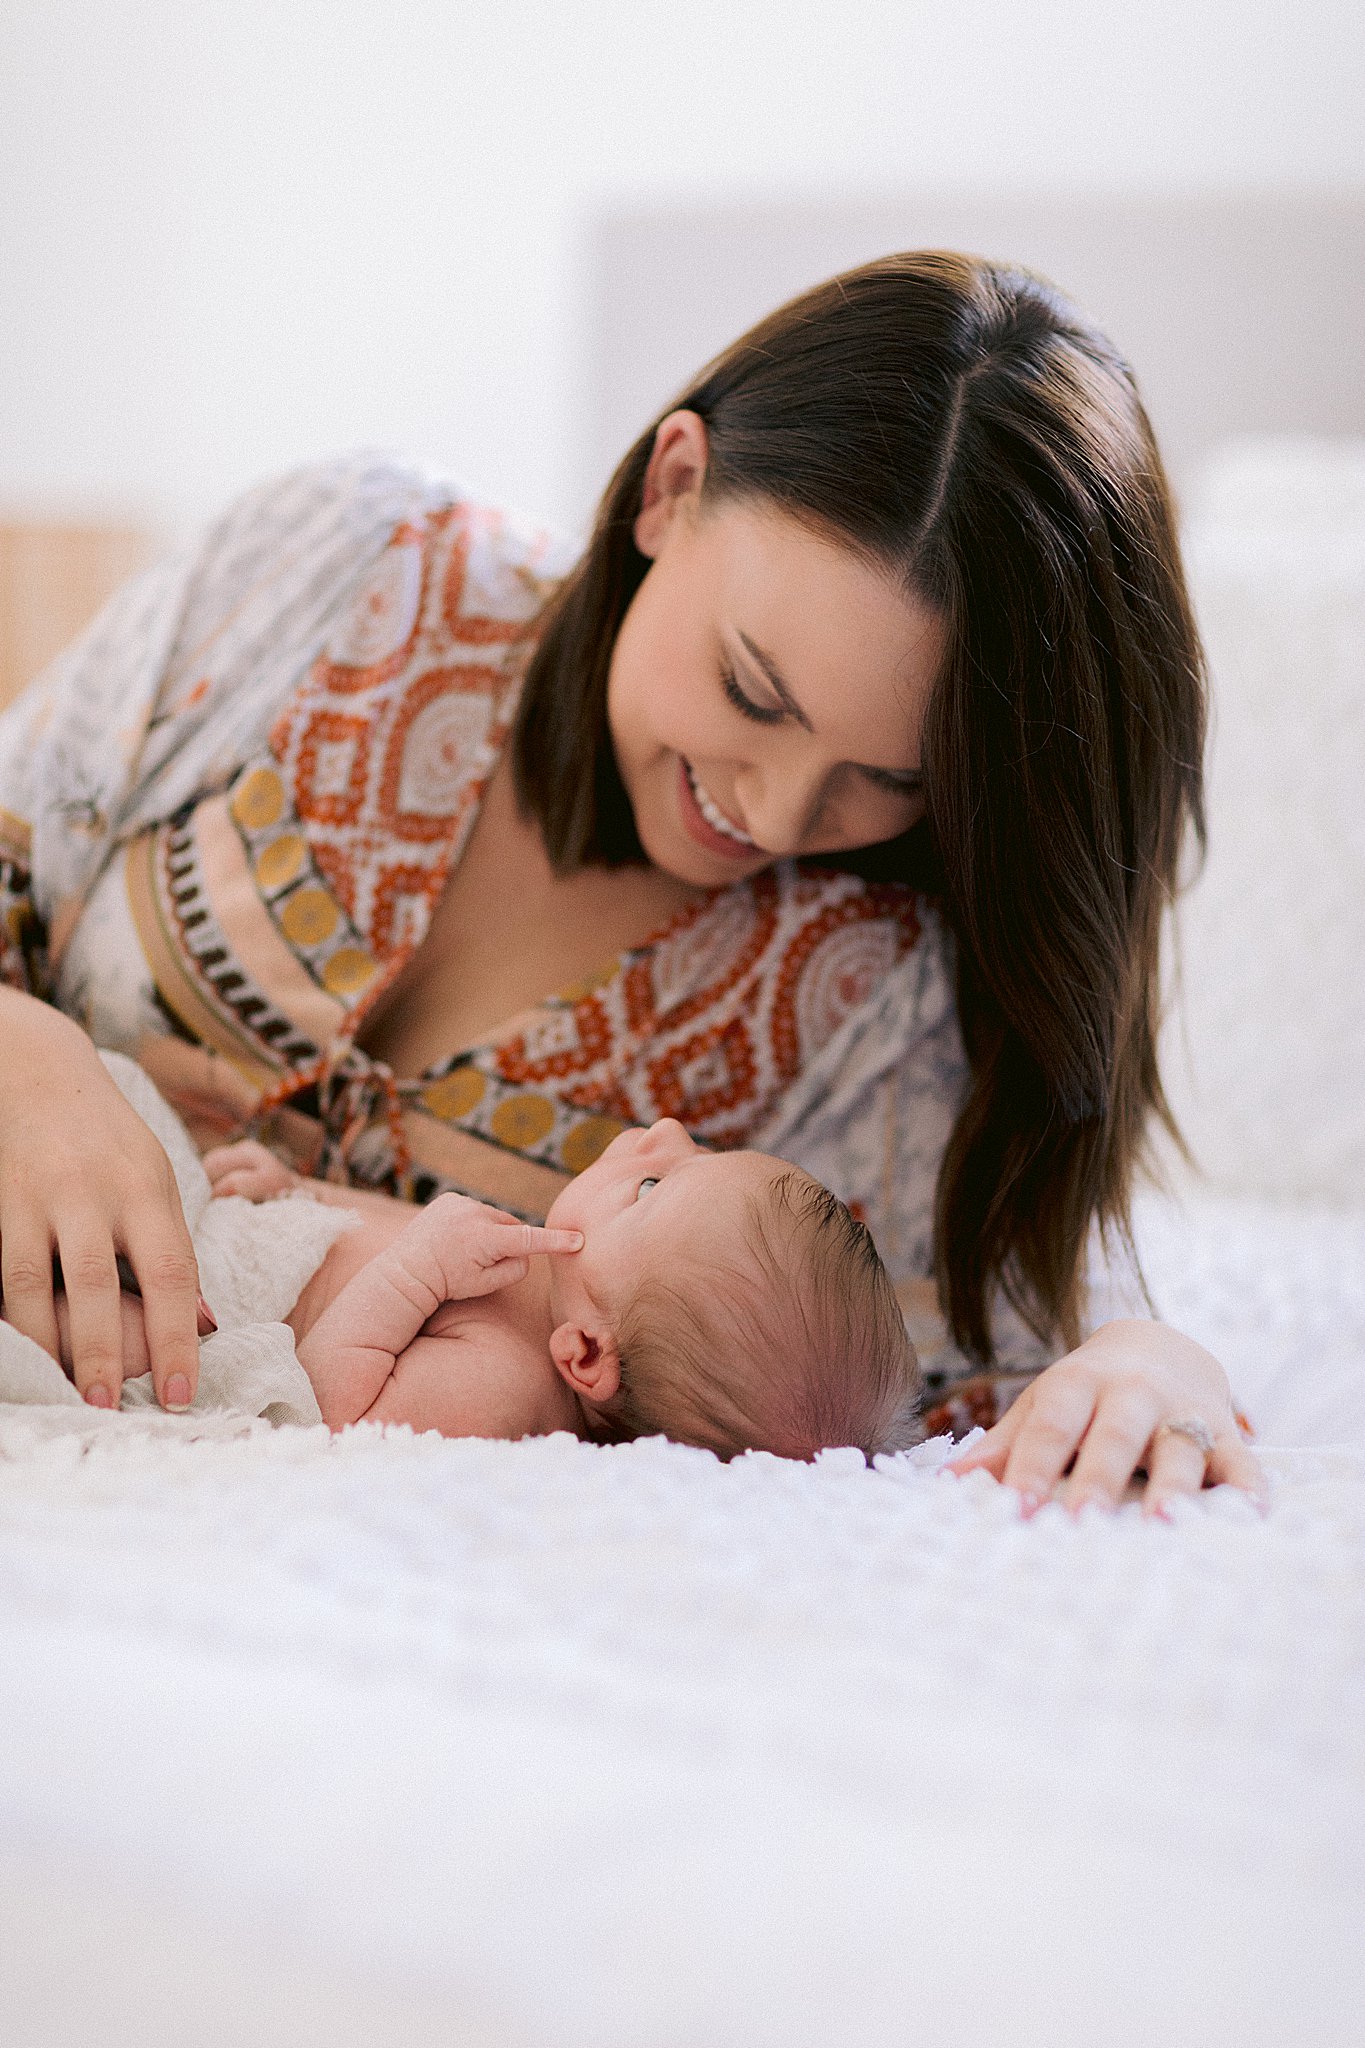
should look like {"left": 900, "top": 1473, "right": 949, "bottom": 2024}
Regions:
{"left": 549, "top": 1322, "right": 621, "bottom": 1405}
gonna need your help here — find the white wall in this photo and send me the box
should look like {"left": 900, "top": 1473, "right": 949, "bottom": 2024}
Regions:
{"left": 2, "top": 0, "right": 1362, "bottom": 541}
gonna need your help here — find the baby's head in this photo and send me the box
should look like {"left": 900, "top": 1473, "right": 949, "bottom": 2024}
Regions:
{"left": 544, "top": 1121, "right": 919, "bottom": 1461}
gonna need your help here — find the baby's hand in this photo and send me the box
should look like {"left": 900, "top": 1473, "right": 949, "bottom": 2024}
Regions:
{"left": 401, "top": 1191, "right": 583, "bottom": 1303}
{"left": 203, "top": 1139, "right": 300, "bottom": 1203}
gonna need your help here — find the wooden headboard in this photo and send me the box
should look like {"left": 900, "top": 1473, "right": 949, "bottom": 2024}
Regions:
{"left": 580, "top": 191, "right": 1365, "bottom": 508}
{"left": 0, "top": 522, "right": 150, "bottom": 711}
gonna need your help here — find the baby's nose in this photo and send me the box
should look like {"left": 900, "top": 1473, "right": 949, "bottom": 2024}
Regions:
{"left": 645, "top": 1117, "right": 696, "bottom": 1157}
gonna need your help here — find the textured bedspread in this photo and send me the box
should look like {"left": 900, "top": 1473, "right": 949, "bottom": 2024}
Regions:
{"left": 1, "top": 1188, "right": 1363, "bottom": 2048}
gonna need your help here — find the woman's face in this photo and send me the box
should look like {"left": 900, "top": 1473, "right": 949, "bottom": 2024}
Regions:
{"left": 607, "top": 412, "right": 944, "bottom": 889}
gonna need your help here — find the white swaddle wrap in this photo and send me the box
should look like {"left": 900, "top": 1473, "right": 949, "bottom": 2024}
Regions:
{"left": 0, "top": 1053, "right": 356, "bottom": 1428}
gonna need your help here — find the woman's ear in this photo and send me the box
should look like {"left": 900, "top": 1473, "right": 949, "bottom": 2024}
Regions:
{"left": 549, "top": 1321, "right": 622, "bottom": 1406}
{"left": 633, "top": 410, "right": 710, "bottom": 559}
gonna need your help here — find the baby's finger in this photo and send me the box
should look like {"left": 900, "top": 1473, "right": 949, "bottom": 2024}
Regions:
{"left": 0, "top": 1210, "right": 62, "bottom": 1365}
{"left": 53, "top": 1226, "right": 126, "bottom": 1408}
{"left": 202, "top": 1143, "right": 243, "bottom": 1184}
{"left": 124, "top": 1216, "right": 201, "bottom": 1412}
{"left": 203, "top": 1141, "right": 278, "bottom": 1188}
{"left": 465, "top": 1254, "right": 531, "bottom": 1294}
{"left": 519, "top": 1225, "right": 584, "bottom": 1256}
{"left": 464, "top": 1219, "right": 583, "bottom": 1265}
{"left": 209, "top": 1167, "right": 277, "bottom": 1201}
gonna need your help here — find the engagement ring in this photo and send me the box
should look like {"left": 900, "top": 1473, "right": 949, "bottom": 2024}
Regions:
{"left": 1153, "top": 1417, "right": 1216, "bottom": 1458}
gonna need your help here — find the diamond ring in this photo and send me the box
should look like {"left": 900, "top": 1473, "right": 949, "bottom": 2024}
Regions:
{"left": 1153, "top": 1416, "right": 1216, "bottom": 1459}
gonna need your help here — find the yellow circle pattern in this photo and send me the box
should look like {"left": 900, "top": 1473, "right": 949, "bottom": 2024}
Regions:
{"left": 322, "top": 946, "right": 379, "bottom": 998}
{"left": 560, "top": 1115, "right": 629, "bottom": 1174}
{"left": 420, "top": 1068, "right": 488, "bottom": 1121}
{"left": 230, "top": 766, "right": 285, "bottom": 832}
{"left": 279, "top": 887, "right": 340, "bottom": 949}
{"left": 254, "top": 833, "right": 306, "bottom": 892}
{"left": 490, "top": 1093, "right": 557, "bottom": 1150}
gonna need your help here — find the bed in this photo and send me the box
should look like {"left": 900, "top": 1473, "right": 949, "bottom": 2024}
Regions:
{"left": 2, "top": 1184, "right": 1362, "bottom": 2048}
{"left": 2, "top": 205, "right": 1364, "bottom": 2044}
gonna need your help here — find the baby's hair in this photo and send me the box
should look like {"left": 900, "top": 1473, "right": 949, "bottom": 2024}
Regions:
{"left": 608, "top": 1169, "right": 921, "bottom": 1462}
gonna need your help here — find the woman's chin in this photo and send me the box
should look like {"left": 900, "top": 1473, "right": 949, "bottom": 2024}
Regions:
{"left": 656, "top": 834, "right": 760, "bottom": 889}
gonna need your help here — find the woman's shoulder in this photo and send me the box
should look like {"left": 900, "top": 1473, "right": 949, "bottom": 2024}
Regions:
{"left": 311, "top": 476, "right": 578, "bottom": 674}
{"left": 198, "top": 452, "right": 578, "bottom": 615}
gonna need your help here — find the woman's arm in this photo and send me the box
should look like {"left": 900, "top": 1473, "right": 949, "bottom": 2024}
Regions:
{"left": 0, "top": 459, "right": 443, "bottom": 1405}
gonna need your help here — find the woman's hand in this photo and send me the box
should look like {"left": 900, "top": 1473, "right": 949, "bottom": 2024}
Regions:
{"left": 945, "top": 1319, "right": 1265, "bottom": 1516}
{"left": 0, "top": 988, "right": 204, "bottom": 1412}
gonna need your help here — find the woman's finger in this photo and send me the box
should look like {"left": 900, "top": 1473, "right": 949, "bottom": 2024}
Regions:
{"left": 123, "top": 1217, "right": 202, "bottom": 1412}
{"left": 0, "top": 1210, "right": 62, "bottom": 1365}
{"left": 944, "top": 1406, "right": 1024, "bottom": 1479}
{"left": 1000, "top": 1371, "right": 1099, "bottom": 1505}
{"left": 52, "top": 1226, "right": 126, "bottom": 1407}
{"left": 1142, "top": 1426, "right": 1212, "bottom": 1517}
{"left": 1208, "top": 1432, "right": 1269, "bottom": 1505}
{"left": 1059, "top": 1384, "right": 1163, "bottom": 1511}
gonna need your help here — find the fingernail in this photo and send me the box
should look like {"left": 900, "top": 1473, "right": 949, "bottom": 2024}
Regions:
{"left": 196, "top": 1295, "right": 218, "bottom": 1336}
{"left": 1018, "top": 1491, "right": 1045, "bottom": 1518}
{"left": 84, "top": 1383, "right": 112, "bottom": 1409}
{"left": 164, "top": 1374, "right": 192, "bottom": 1413}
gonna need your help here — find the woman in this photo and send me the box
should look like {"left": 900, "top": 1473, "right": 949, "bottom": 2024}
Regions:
{"left": 0, "top": 251, "right": 1259, "bottom": 1508}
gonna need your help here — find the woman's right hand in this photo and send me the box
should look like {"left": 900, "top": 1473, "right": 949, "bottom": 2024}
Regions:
{"left": 0, "top": 989, "right": 204, "bottom": 1411}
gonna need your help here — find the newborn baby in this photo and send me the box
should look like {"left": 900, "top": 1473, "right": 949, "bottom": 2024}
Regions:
{"left": 24, "top": 1054, "right": 919, "bottom": 1460}
{"left": 202, "top": 1117, "right": 921, "bottom": 1461}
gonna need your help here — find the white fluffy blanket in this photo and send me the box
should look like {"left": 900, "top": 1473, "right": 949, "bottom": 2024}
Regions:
{"left": 1, "top": 1168, "right": 1363, "bottom": 2046}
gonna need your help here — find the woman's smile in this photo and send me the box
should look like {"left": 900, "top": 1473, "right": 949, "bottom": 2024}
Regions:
{"left": 677, "top": 756, "right": 760, "bottom": 860}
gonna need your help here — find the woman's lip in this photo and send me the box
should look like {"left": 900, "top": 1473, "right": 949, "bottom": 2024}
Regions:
{"left": 676, "top": 757, "right": 760, "bottom": 862}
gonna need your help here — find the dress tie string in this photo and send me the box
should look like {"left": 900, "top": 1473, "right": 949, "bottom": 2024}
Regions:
{"left": 252, "top": 1037, "right": 413, "bottom": 1186}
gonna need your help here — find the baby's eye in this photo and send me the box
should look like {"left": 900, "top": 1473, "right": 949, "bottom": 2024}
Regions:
{"left": 636, "top": 1177, "right": 660, "bottom": 1199}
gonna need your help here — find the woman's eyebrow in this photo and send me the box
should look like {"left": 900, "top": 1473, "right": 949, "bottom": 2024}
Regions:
{"left": 737, "top": 631, "right": 814, "bottom": 732}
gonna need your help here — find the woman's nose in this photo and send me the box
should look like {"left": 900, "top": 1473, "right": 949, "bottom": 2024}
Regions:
{"left": 740, "top": 761, "right": 832, "bottom": 857}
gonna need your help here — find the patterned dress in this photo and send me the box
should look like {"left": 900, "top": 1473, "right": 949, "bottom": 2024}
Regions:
{"left": 0, "top": 455, "right": 1046, "bottom": 1422}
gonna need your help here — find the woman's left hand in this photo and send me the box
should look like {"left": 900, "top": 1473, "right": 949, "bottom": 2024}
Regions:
{"left": 945, "top": 1319, "right": 1265, "bottom": 1516}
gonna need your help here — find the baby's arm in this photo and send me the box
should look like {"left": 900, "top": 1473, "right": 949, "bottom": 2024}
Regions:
{"left": 203, "top": 1140, "right": 415, "bottom": 1223}
{"left": 295, "top": 1192, "right": 581, "bottom": 1430}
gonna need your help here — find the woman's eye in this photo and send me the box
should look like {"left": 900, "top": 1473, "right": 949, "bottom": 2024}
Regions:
{"left": 636, "top": 1177, "right": 660, "bottom": 1199}
{"left": 722, "top": 668, "right": 784, "bottom": 726}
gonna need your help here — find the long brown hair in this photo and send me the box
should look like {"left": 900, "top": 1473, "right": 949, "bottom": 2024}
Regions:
{"left": 514, "top": 252, "right": 1206, "bottom": 1361}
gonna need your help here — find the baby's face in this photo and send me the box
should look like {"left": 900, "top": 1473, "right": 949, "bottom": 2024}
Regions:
{"left": 544, "top": 1121, "right": 783, "bottom": 1327}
